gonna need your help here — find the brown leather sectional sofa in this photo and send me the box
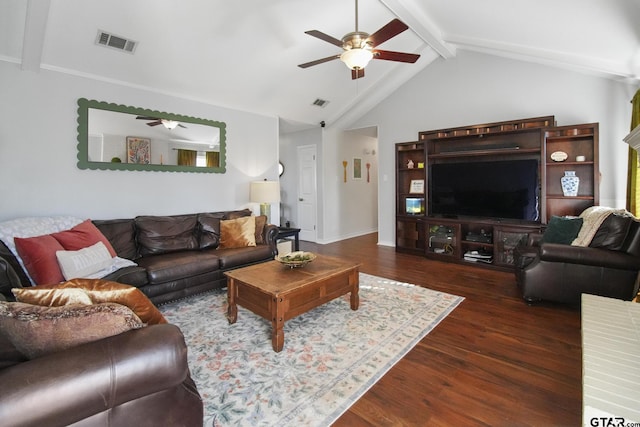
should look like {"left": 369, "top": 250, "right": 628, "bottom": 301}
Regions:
{"left": 0, "top": 209, "right": 279, "bottom": 305}
{"left": 0, "top": 320, "right": 203, "bottom": 427}
{"left": 514, "top": 213, "right": 640, "bottom": 305}
{"left": 0, "top": 209, "right": 279, "bottom": 426}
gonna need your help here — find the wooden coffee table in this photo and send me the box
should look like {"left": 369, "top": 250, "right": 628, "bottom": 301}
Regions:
{"left": 224, "top": 255, "right": 361, "bottom": 352}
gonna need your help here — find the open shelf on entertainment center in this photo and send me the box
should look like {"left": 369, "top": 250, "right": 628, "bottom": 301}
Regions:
{"left": 422, "top": 217, "right": 542, "bottom": 270}
{"left": 395, "top": 116, "right": 599, "bottom": 271}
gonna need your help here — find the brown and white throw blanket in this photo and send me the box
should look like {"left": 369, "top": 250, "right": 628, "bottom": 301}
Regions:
{"left": 571, "top": 206, "right": 631, "bottom": 246}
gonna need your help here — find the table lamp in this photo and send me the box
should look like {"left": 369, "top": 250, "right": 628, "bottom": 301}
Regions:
{"left": 250, "top": 180, "right": 280, "bottom": 224}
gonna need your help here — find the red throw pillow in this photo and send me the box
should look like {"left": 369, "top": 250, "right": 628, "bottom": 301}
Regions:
{"left": 14, "top": 235, "right": 65, "bottom": 285}
{"left": 51, "top": 220, "right": 117, "bottom": 257}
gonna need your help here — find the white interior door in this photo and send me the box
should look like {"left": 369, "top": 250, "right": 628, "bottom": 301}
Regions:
{"left": 297, "top": 145, "right": 317, "bottom": 242}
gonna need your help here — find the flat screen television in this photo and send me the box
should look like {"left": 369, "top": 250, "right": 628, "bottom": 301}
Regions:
{"left": 429, "top": 159, "right": 540, "bottom": 221}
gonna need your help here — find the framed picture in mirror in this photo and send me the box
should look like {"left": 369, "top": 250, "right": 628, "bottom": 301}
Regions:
{"left": 126, "top": 137, "right": 151, "bottom": 164}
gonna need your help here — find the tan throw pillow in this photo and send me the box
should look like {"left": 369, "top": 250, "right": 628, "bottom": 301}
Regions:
{"left": 12, "top": 278, "right": 167, "bottom": 325}
{"left": 0, "top": 301, "right": 144, "bottom": 359}
{"left": 219, "top": 216, "right": 256, "bottom": 249}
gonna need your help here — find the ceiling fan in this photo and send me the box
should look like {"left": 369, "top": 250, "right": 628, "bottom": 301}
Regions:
{"left": 136, "top": 116, "right": 186, "bottom": 130}
{"left": 298, "top": 0, "right": 420, "bottom": 79}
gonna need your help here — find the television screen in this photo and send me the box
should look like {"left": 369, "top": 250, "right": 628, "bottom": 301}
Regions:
{"left": 429, "top": 159, "right": 539, "bottom": 221}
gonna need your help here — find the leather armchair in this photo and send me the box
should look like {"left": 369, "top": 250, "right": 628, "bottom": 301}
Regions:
{"left": 514, "top": 216, "right": 640, "bottom": 305}
{"left": 0, "top": 324, "right": 203, "bottom": 427}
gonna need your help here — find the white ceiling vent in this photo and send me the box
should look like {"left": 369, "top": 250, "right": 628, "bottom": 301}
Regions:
{"left": 95, "top": 30, "right": 137, "bottom": 54}
{"left": 312, "top": 98, "right": 329, "bottom": 108}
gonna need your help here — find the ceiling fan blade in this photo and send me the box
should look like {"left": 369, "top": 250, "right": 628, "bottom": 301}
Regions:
{"left": 136, "top": 116, "right": 159, "bottom": 121}
{"left": 367, "top": 19, "right": 409, "bottom": 47}
{"left": 351, "top": 68, "right": 365, "bottom": 80}
{"left": 147, "top": 120, "right": 162, "bottom": 126}
{"left": 298, "top": 54, "right": 341, "bottom": 68}
{"left": 373, "top": 49, "right": 420, "bottom": 63}
{"left": 304, "top": 30, "right": 344, "bottom": 47}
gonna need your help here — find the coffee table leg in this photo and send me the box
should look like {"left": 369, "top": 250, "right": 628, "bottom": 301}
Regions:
{"left": 227, "top": 278, "right": 238, "bottom": 324}
{"left": 350, "top": 270, "right": 359, "bottom": 310}
{"left": 272, "top": 297, "right": 284, "bottom": 352}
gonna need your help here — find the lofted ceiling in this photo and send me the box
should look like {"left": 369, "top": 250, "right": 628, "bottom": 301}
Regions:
{"left": 1, "top": 0, "right": 639, "bottom": 132}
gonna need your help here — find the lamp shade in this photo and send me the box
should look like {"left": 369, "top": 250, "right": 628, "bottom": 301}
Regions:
{"left": 340, "top": 48, "right": 373, "bottom": 70}
{"left": 250, "top": 180, "right": 280, "bottom": 203}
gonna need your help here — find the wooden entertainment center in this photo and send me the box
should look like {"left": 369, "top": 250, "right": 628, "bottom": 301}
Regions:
{"left": 395, "top": 116, "right": 599, "bottom": 270}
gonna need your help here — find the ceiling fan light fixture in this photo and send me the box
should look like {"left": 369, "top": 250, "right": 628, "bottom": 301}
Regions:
{"left": 340, "top": 48, "right": 373, "bottom": 70}
{"left": 162, "top": 119, "right": 179, "bottom": 130}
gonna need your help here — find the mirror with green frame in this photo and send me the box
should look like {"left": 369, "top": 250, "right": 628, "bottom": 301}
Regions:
{"left": 76, "top": 98, "right": 226, "bottom": 173}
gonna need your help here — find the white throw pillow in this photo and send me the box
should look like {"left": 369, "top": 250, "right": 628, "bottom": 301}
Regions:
{"left": 56, "top": 241, "right": 113, "bottom": 280}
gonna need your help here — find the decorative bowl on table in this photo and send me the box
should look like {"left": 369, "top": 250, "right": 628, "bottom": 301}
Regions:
{"left": 275, "top": 251, "right": 316, "bottom": 268}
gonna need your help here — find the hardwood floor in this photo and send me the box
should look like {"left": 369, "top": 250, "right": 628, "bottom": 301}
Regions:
{"left": 301, "top": 233, "right": 581, "bottom": 427}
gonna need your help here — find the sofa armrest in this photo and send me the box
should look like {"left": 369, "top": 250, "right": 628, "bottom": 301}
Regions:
{"left": 0, "top": 324, "right": 191, "bottom": 427}
{"left": 539, "top": 243, "right": 640, "bottom": 270}
{"left": 0, "top": 255, "right": 22, "bottom": 300}
{"left": 264, "top": 224, "right": 279, "bottom": 255}
{"left": 527, "top": 233, "right": 543, "bottom": 247}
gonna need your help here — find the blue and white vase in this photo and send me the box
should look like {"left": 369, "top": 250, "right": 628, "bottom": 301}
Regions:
{"left": 561, "top": 171, "right": 579, "bottom": 197}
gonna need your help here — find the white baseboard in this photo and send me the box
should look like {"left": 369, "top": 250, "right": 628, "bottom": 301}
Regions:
{"left": 315, "top": 228, "right": 378, "bottom": 245}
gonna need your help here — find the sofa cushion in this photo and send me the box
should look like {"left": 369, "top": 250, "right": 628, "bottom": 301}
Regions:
{"left": 56, "top": 241, "right": 113, "bottom": 280}
{"left": 93, "top": 219, "right": 138, "bottom": 260}
{"left": 217, "top": 245, "right": 274, "bottom": 269}
{"left": 14, "top": 234, "right": 66, "bottom": 285}
{"left": 219, "top": 216, "right": 256, "bottom": 249}
{"left": 136, "top": 214, "right": 199, "bottom": 256}
{"left": 197, "top": 213, "right": 224, "bottom": 250}
{"left": 254, "top": 215, "right": 267, "bottom": 245}
{"left": 0, "top": 301, "right": 144, "bottom": 359}
{"left": 50, "top": 219, "right": 117, "bottom": 257}
{"left": 541, "top": 216, "right": 583, "bottom": 245}
{"left": 101, "top": 265, "right": 148, "bottom": 288}
{"left": 622, "top": 220, "right": 640, "bottom": 257}
{"left": 225, "top": 209, "right": 252, "bottom": 220}
{"left": 589, "top": 213, "right": 633, "bottom": 251}
{"left": 0, "top": 328, "right": 26, "bottom": 369}
{"left": 135, "top": 251, "right": 220, "bottom": 284}
{"left": 12, "top": 278, "right": 167, "bottom": 325}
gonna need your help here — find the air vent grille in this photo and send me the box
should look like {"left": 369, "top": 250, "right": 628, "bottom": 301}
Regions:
{"left": 96, "top": 30, "right": 137, "bottom": 54}
{"left": 312, "top": 98, "right": 329, "bottom": 108}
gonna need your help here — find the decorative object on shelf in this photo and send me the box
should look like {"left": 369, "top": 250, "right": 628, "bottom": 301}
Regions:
{"left": 405, "top": 197, "right": 424, "bottom": 214}
{"left": 561, "top": 171, "right": 580, "bottom": 197}
{"left": 409, "top": 179, "right": 424, "bottom": 194}
{"left": 275, "top": 251, "right": 316, "bottom": 268}
{"left": 550, "top": 151, "right": 568, "bottom": 162}
{"left": 576, "top": 155, "right": 586, "bottom": 162}
{"left": 407, "top": 159, "right": 414, "bottom": 168}
{"left": 417, "top": 162, "right": 424, "bottom": 168}
{"left": 342, "top": 160, "right": 348, "bottom": 183}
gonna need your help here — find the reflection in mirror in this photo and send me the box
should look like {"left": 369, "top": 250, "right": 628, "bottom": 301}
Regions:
{"left": 77, "top": 98, "right": 226, "bottom": 173}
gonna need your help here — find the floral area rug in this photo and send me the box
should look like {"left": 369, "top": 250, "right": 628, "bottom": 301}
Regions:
{"left": 159, "top": 273, "right": 463, "bottom": 427}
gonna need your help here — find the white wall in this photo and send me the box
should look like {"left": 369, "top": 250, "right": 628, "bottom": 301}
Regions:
{"left": 0, "top": 61, "right": 280, "bottom": 221}
{"left": 350, "top": 50, "right": 638, "bottom": 246}
{"left": 331, "top": 129, "right": 378, "bottom": 241}
{"left": 280, "top": 126, "right": 379, "bottom": 243}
